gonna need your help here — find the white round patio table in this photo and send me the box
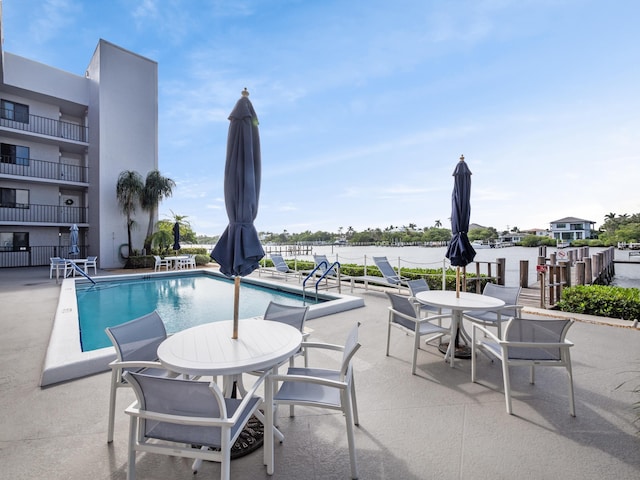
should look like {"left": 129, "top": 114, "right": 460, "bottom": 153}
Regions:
{"left": 415, "top": 290, "right": 504, "bottom": 368}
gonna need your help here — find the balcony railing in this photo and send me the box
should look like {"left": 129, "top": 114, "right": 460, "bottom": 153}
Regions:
{"left": 0, "top": 156, "right": 88, "bottom": 183}
{"left": 0, "top": 203, "right": 87, "bottom": 224}
{"left": 0, "top": 245, "right": 89, "bottom": 268}
{"left": 0, "top": 110, "right": 88, "bottom": 143}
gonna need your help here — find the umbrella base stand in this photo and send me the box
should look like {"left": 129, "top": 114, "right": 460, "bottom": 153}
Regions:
{"left": 192, "top": 413, "right": 264, "bottom": 460}
{"left": 438, "top": 342, "right": 472, "bottom": 359}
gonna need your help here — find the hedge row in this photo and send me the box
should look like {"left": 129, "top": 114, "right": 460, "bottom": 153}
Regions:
{"left": 556, "top": 285, "right": 640, "bottom": 321}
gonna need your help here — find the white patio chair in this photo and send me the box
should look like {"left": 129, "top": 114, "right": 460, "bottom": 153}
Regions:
{"left": 407, "top": 278, "right": 451, "bottom": 317}
{"left": 263, "top": 301, "right": 310, "bottom": 367}
{"left": 85, "top": 255, "right": 98, "bottom": 274}
{"left": 124, "top": 369, "right": 267, "bottom": 480}
{"left": 153, "top": 255, "right": 170, "bottom": 272}
{"left": 471, "top": 316, "right": 576, "bottom": 416}
{"left": 49, "top": 257, "right": 69, "bottom": 279}
{"left": 463, "top": 283, "right": 523, "bottom": 337}
{"left": 385, "top": 292, "right": 450, "bottom": 374}
{"left": 269, "top": 323, "right": 361, "bottom": 479}
{"left": 104, "top": 311, "right": 177, "bottom": 443}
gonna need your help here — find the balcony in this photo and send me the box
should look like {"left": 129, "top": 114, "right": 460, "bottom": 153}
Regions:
{"left": 0, "top": 156, "right": 88, "bottom": 183}
{"left": 0, "top": 203, "right": 88, "bottom": 224}
{"left": 0, "top": 110, "right": 88, "bottom": 143}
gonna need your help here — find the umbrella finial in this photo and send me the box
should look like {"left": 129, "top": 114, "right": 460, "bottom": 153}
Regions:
{"left": 459, "top": 154, "right": 465, "bottom": 162}
{"left": 241, "top": 88, "right": 250, "bottom": 97}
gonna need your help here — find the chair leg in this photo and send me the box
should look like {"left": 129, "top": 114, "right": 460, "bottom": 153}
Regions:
{"left": 107, "top": 371, "right": 119, "bottom": 443}
{"left": 502, "top": 361, "right": 513, "bottom": 415}
{"left": 343, "top": 391, "right": 359, "bottom": 479}
{"left": 411, "top": 332, "right": 420, "bottom": 375}
{"left": 127, "top": 417, "right": 137, "bottom": 480}
{"left": 566, "top": 352, "right": 576, "bottom": 417}
{"left": 350, "top": 377, "right": 359, "bottom": 426}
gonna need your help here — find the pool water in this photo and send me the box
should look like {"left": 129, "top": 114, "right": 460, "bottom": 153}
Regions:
{"left": 76, "top": 274, "right": 321, "bottom": 351}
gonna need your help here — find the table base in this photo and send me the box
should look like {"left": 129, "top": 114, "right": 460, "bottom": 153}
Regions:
{"left": 438, "top": 342, "right": 472, "bottom": 359}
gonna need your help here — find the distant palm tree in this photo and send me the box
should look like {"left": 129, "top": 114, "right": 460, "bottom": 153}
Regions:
{"left": 434, "top": 220, "right": 442, "bottom": 228}
{"left": 116, "top": 170, "right": 144, "bottom": 256}
{"left": 142, "top": 170, "right": 175, "bottom": 254}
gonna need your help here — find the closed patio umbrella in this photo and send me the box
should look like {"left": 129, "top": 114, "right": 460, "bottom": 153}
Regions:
{"left": 444, "top": 155, "right": 476, "bottom": 357}
{"left": 211, "top": 89, "right": 265, "bottom": 339}
{"left": 445, "top": 155, "right": 476, "bottom": 296}
{"left": 69, "top": 224, "right": 80, "bottom": 257}
{"left": 172, "top": 222, "right": 181, "bottom": 251}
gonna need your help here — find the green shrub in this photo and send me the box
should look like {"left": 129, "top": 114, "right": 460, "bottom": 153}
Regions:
{"left": 556, "top": 285, "right": 640, "bottom": 321}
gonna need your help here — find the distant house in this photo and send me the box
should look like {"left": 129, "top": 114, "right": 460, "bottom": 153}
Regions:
{"left": 521, "top": 228, "right": 552, "bottom": 238}
{"left": 549, "top": 217, "right": 596, "bottom": 242}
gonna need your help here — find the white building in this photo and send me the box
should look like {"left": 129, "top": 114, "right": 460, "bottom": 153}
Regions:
{"left": 0, "top": 11, "right": 157, "bottom": 269}
{"left": 549, "top": 217, "right": 596, "bottom": 243}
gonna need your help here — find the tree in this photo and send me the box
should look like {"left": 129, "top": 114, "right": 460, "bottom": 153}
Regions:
{"left": 116, "top": 170, "right": 144, "bottom": 256}
{"left": 141, "top": 170, "right": 175, "bottom": 254}
{"left": 434, "top": 219, "right": 442, "bottom": 228}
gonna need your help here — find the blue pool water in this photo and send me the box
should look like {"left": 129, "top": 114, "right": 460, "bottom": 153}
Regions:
{"left": 76, "top": 274, "right": 321, "bottom": 352}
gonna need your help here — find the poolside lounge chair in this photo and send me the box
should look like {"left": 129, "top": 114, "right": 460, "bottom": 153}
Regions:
{"left": 353, "top": 256, "right": 408, "bottom": 292}
{"left": 306, "top": 254, "right": 354, "bottom": 293}
{"left": 261, "top": 254, "right": 301, "bottom": 282}
{"left": 471, "top": 316, "right": 576, "bottom": 416}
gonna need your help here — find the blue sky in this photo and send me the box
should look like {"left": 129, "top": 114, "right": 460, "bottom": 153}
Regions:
{"left": 3, "top": 0, "right": 639, "bottom": 236}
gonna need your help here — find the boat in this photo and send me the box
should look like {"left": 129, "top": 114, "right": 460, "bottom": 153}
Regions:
{"left": 471, "top": 240, "right": 492, "bottom": 249}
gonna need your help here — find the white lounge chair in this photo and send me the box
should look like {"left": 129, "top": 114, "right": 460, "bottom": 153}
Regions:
{"left": 353, "top": 256, "right": 408, "bottom": 292}
{"left": 261, "top": 254, "right": 300, "bottom": 281}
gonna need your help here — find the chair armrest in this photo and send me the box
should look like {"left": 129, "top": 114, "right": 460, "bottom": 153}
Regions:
{"left": 471, "top": 323, "right": 500, "bottom": 343}
{"left": 416, "top": 313, "right": 451, "bottom": 325}
{"left": 108, "top": 360, "right": 164, "bottom": 370}
{"left": 299, "top": 341, "right": 344, "bottom": 353}
{"left": 270, "top": 373, "right": 347, "bottom": 390}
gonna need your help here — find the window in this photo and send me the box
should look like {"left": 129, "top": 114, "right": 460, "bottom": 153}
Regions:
{"left": 0, "top": 143, "right": 30, "bottom": 165}
{"left": 0, "top": 188, "right": 29, "bottom": 208}
{"left": 1, "top": 99, "right": 29, "bottom": 123}
{"left": 555, "top": 223, "right": 566, "bottom": 229}
{"left": 0, "top": 232, "right": 29, "bottom": 251}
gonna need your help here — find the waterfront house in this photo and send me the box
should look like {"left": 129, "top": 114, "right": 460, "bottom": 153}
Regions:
{"left": 549, "top": 217, "right": 596, "bottom": 243}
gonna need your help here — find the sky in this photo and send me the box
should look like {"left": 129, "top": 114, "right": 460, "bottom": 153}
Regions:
{"left": 3, "top": 0, "right": 639, "bottom": 236}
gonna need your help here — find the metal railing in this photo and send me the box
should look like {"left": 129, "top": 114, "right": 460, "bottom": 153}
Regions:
{"left": 0, "top": 203, "right": 87, "bottom": 223}
{"left": 0, "top": 245, "right": 88, "bottom": 268}
{"left": 0, "top": 110, "right": 88, "bottom": 143}
{"left": 0, "top": 156, "right": 88, "bottom": 183}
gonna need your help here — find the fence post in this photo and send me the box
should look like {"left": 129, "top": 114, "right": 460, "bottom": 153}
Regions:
{"left": 497, "top": 258, "right": 506, "bottom": 285}
{"left": 585, "top": 257, "right": 593, "bottom": 284}
{"left": 519, "top": 260, "right": 529, "bottom": 288}
{"left": 575, "top": 261, "right": 585, "bottom": 285}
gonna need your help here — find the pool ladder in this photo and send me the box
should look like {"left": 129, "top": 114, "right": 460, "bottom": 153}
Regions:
{"left": 302, "top": 260, "right": 342, "bottom": 303}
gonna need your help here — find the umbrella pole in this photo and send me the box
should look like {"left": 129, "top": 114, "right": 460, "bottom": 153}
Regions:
{"left": 456, "top": 267, "right": 460, "bottom": 298}
{"left": 233, "top": 276, "right": 240, "bottom": 339}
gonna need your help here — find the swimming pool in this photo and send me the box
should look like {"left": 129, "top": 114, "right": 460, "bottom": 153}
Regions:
{"left": 77, "top": 274, "right": 323, "bottom": 351}
{"left": 41, "top": 269, "right": 364, "bottom": 386}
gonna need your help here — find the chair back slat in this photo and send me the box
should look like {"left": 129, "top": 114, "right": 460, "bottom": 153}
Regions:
{"left": 341, "top": 323, "right": 361, "bottom": 379}
{"left": 483, "top": 283, "right": 521, "bottom": 317}
{"left": 407, "top": 279, "right": 429, "bottom": 296}
{"left": 264, "top": 302, "right": 308, "bottom": 331}
{"left": 386, "top": 292, "right": 417, "bottom": 330}
{"left": 106, "top": 311, "right": 167, "bottom": 363}
{"left": 505, "top": 317, "right": 573, "bottom": 360}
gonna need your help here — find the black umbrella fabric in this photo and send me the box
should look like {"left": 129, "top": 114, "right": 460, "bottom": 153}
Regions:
{"left": 445, "top": 155, "right": 476, "bottom": 296}
{"left": 211, "top": 89, "right": 265, "bottom": 339}
{"left": 172, "top": 222, "right": 181, "bottom": 251}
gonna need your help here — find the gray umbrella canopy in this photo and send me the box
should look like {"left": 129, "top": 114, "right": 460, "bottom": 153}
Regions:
{"left": 211, "top": 89, "right": 265, "bottom": 277}
{"left": 172, "top": 222, "right": 181, "bottom": 251}
{"left": 69, "top": 224, "right": 80, "bottom": 257}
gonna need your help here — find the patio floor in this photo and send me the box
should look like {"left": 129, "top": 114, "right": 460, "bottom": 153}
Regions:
{"left": 1, "top": 266, "right": 639, "bottom": 479}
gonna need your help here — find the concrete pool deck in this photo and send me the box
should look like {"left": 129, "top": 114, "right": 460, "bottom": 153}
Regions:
{"left": 1, "top": 266, "right": 639, "bottom": 479}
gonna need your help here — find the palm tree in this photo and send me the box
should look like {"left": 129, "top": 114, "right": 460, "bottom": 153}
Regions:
{"left": 434, "top": 220, "right": 442, "bottom": 228}
{"left": 116, "top": 170, "right": 144, "bottom": 256}
{"left": 141, "top": 170, "right": 175, "bottom": 254}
